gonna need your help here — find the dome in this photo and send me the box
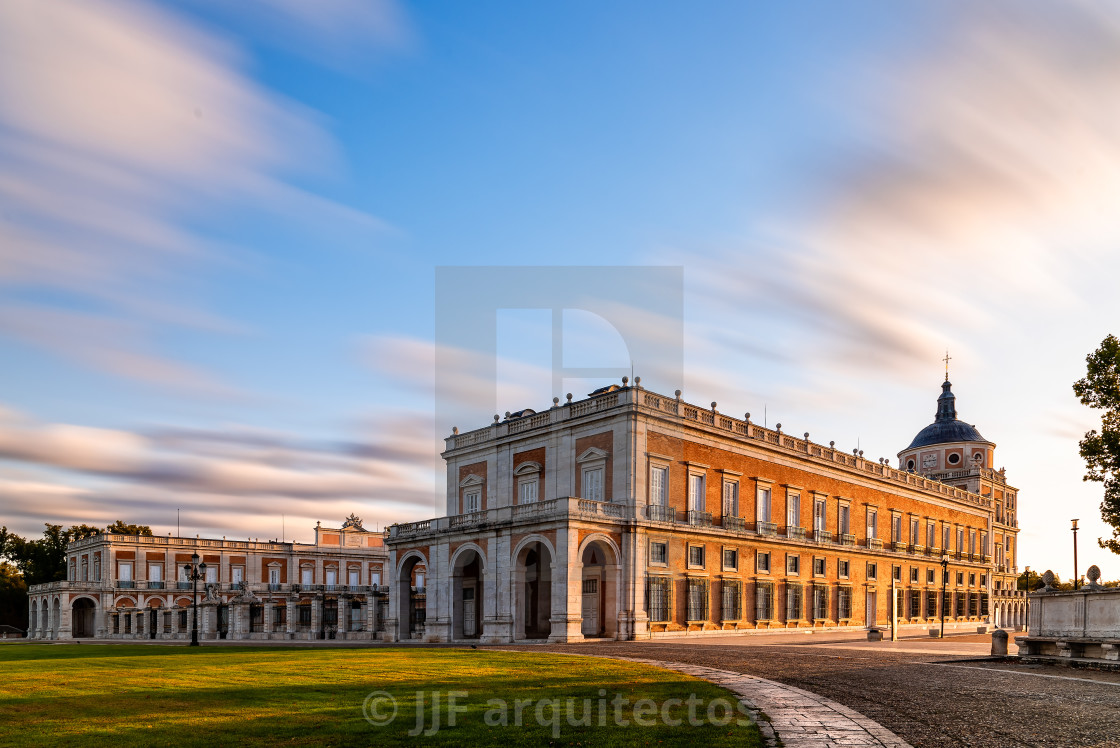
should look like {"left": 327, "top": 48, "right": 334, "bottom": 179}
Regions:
{"left": 903, "top": 380, "right": 992, "bottom": 451}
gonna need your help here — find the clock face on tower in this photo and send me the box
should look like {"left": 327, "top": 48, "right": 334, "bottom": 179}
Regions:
{"left": 922, "top": 453, "right": 938, "bottom": 470}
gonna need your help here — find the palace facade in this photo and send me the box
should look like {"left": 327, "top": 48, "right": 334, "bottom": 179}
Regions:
{"left": 26, "top": 516, "right": 415, "bottom": 642}
{"left": 384, "top": 378, "right": 1025, "bottom": 643}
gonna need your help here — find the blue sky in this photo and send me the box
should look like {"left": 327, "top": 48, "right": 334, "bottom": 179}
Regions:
{"left": 1, "top": 0, "right": 1119, "bottom": 579}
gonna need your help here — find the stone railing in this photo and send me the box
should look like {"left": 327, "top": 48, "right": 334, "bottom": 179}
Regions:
{"left": 444, "top": 385, "right": 997, "bottom": 512}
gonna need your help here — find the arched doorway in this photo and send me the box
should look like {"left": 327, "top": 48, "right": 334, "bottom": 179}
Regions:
{"left": 396, "top": 554, "right": 427, "bottom": 641}
{"left": 513, "top": 541, "right": 552, "bottom": 640}
{"left": 71, "top": 598, "right": 96, "bottom": 638}
{"left": 579, "top": 538, "right": 619, "bottom": 639}
{"left": 148, "top": 599, "right": 163, "bottom": 639}
{"left": 451, "top": 547, "right": 484, "bottom": 640}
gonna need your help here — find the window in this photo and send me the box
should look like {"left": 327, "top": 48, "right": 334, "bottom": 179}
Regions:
{"left": 756, "top": 582, "right": 774, "bottom": 621}
{"left": 892, "top": 565, "right": 902, "bottom": 582}
{"left": 148, "top": 564, "right": 162, "bottom": 583}
{"left": 910, "top": 590, "right": 921, "bottom": 618}
{"left": 927, "top": 590, "right": 938, "bottom": 617}
{"left": 348, "top": 569, "right": 360, "bottom": 587}
{"left": 839, "top": 504, "right": 850, "bottom": 535}
{"left": 957, "top": 528, "right": 965, "bottom": 553}
{"left": 910, "top": 567, "right": 919, "bottom": 583}
{"left": 969, "top": 573, "right": 976, "bottom": 586}
{"left": 911, "top": 518, "right": 920, "bottom": 544}
{"left": 518, "top": 478, "right": 538, "bottom": 504}
{"left": 721, "top": 580, "right": 742, "bottom": 621}
{"left": 980, "top": 574, "right": 987, "bottom": 586}
{"left": 867, "top": 562, "right": 878, "bottom": 581}
{"left": 301, "top": 567, "right": 313, "bottom": 586}
{"left": 80, "top": 558, "right": 88, "bottom": 582}
{"left": 813, "top": 557, "right": 826, "bottom": 576}
{"left": 786, "top": 554, "right": 800, "bottom": 575}
{"left": 370, "top": 570, "right": 381, "bottom": 586}
{"left": 722, "top": 548, "right": 738, "bottom": 571}
{"left": 688, "top": 545, "right": 705, "bottom": 568}
{"left": 722, "top": 480, "right": 739, "bottom": 517}
{"left": 688, "top": 474, "right": 706, "bottom": 512}
{"left": 650, "top": 465, "right": 668, "bottom": 506}
{"left": 583, "top": 467, "right": 604, "bottom": 502}
{"left": 687, "top": 579, "right": 710, "bottom": 621}
{"left": 298, "top": 601, "right": 312, "bottom": 626}
{"left": 814, "top": 498, "right": 826, "bottom": 533}
{"left": 757, "top": 486, "right": 772, "bottom": 523}
{"left": 787, "top": 492, "right": 801, "bottom": 529}
{"left": 813, "top": 585, "right": 828, "bottom": 620}
{"left": 756, "top": 551, "right": 771, "bottom": 574}
{"left": 892, "top": 514, "right": 902, "bottom": 542}
{"left": 269, "top": 567, "right": 281, "bottom": 585}
{"left": 838, "top": 559, "right": 850, "bottom": 579}
{"left": 464, "top": 490, "right": 481, "bottom": 514}
{"left": 94, "top": 556, "right": 101, "bottom": 581}
{"left": 927, "top": 522, "right": 936, "bottom": 549}
{"left": 231, "top": 566, "right": 244, "bottom": 585}
{"left": 325, "top": 567, "right": 337, "bottom": 586}
{"left": 205, "top": 566, "right": 217, "bottom": 584}
{"left": 956, "top": 572, "right": 964, "bottom": 586}
{"left": 649, "top": 541, "right": 668, "bottom": 565}
{"left": 785, "top": 583, "right": 803, "bottom": 621}
{"left": 646, "top": 577, "right": 672, "bottom": 622}
{"left": 969, "top": 530, "right": 977, "bottom": 556}
{"left": 867, "top": 509, "right": 878, "bottom": 539}
{"left": 943, "top": 525, "right": 951, "bottom": 550}
{"left": 838, "top": 587, "right": 852, "bottom": 619}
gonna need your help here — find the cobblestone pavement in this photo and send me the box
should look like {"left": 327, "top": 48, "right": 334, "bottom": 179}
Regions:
{"left": 524, "top": 639, "right": 1120, "bottom": 748}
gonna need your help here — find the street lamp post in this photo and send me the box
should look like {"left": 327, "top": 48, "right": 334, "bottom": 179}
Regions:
{"left": 940, "top": 553, "right": 949, "bottom": 639}
{"left": 1023, "top": 565, "right": 1030, "bottom": 630}
{"left": 182, "top": 552, "right": 207, "bottom": 647}
{"left": 1072, "top": 519, "right": 1080, "bottom": 590}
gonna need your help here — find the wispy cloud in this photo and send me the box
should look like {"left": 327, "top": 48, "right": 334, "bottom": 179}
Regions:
{"left": 0, "top": 0, "right": 400, "bottom": 393}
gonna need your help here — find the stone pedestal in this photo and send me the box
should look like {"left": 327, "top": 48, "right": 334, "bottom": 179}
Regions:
{"left": 991, "top": 629, "right": 1008, "bottom": 656}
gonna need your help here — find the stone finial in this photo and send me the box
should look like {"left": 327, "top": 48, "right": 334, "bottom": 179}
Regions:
{"left": 711, "top": 401, "right": 718, "bottom": 411}
{"left": 622, "top": 376, "right": 629, "bottom": 385}
{"left": 804, "top": 432, "right": 809, "bottom": 440}
{"left": 744, "top": 412, "right": 750, "bottom": 422}
{"left": 505, "top": 411, "right": 510, "bottom": 419}
{"left": 858, "top": 450, "right": 864, "bottom": 457}
{"left": 776, "top": 423, "right": 782, "bottom": 433}
{"left": 1087, "top": 564, "right": 1103, "bottom": 590}
{"left": 553, "top": 396, "right": 560, "bottom": 407}
{"left": 853, "top": 448, "right": 858, "bottom": 455}
{"left": 1041, "top": 570, "right": 1055, "bottom": 591}
{"left": 452, "top": 426, "right": 459, "bottom": 435}
{"left": 634, "top": 376, "right": 641, "bottom": 386}
{"left": 829, "top": 440, "right": 835, "bottom": 448}
{"left": 493, "top": 414, "right": 500, "bottom": 424}
{"left": 566, "top": 393, "right": 573, "bottom": 403}
{"left": 675, "top": 389, "right": 682, "bottom": 399}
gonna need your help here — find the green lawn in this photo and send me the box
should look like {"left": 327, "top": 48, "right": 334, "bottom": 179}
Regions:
{"left": 0, "top": 645, "right": 763, "bottom": 746}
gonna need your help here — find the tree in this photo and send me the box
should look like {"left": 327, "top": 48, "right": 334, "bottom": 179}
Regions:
{"left": 1074, "top": 334, "right": 1120, "bottom": 554}
{"left": 104, "top": 520, "right": 152, "bottom": 536}
{"left": 0, "top": 562, "right": 28, "bottom": 630}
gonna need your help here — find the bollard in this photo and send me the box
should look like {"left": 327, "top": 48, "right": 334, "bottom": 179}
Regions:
{"left": 867, "top": 628, "right": 884, "bottom": 642}
{"left": 991, "top": 629, "right": 1008, "bottom": 656}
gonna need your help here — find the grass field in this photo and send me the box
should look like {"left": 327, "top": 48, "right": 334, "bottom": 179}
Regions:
{"left": 0, "top": 644, "right": 764, "bottom": 746}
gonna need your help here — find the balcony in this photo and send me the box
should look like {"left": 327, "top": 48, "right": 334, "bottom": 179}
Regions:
{"left": 757, "top": 521, "right": 777, "bottom": 537}
{"left": 145, "top": 581, "right": 165, "bottom": 590}
{"left": 686, "top": 510, "right": 713, "bottom": 528}
{"left": 117, "top": 580, "right": 135, "bottom": 589}
{"left": 867, "top": 538, "right": 883, "bottom": 550}
{"left": 839, "top": 533, "right": 856, "bottom": 546}
{"left": 912, "top": 544, "right": 925, "bottom": 555}
{"left": 786, "top": 526, "right": 806, "bottom": 541}
{"left": 646, "top": 504, "right": 675, "bottom": 523}
{"left": 723, "top": 516, "right": 747, "bottom": 532}
{"left": 268, "top": 583, "right": 283, "bottom": 592}
{"left": 813, "top": 529, "right": 832, "bottom": 543}
{"left": 893, "top": 542, "right": 909, "bottom": 553}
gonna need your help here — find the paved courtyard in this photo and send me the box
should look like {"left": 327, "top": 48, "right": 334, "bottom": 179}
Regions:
{"left": 522, "top": 632, "right": 1120, "bottom": 748}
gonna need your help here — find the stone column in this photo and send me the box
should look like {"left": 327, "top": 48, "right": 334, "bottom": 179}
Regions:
{"left": 263, "top": 601, "right": 272, "bottom": 637}
{"left": 286, "top": 599, "right": 295, "bottom": 639}
{"left": 311, "top": 596, "right": 322, "bottom": 638}
{"left": 366, "top": 594, "right": 376, "bottom": 637}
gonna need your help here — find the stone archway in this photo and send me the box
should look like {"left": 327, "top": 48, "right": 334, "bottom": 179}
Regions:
{"left": 513, "top": 541, "right": 553, "bottom": 640}
{"left": 71, "top": 597, "right": 96, "bottom": 638}
{"left": 578, "top": 537, "right": 620, "bottom": 639}
{"left": 451, "top": 546, "right": 485, "bottom": 640}
{"left": 396, "top": 553, "right": 427, "bottom": 641}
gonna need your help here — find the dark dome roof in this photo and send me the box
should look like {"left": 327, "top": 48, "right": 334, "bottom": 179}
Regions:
{"left": 904, "top": 380, "right": 992, "bottom": 451}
